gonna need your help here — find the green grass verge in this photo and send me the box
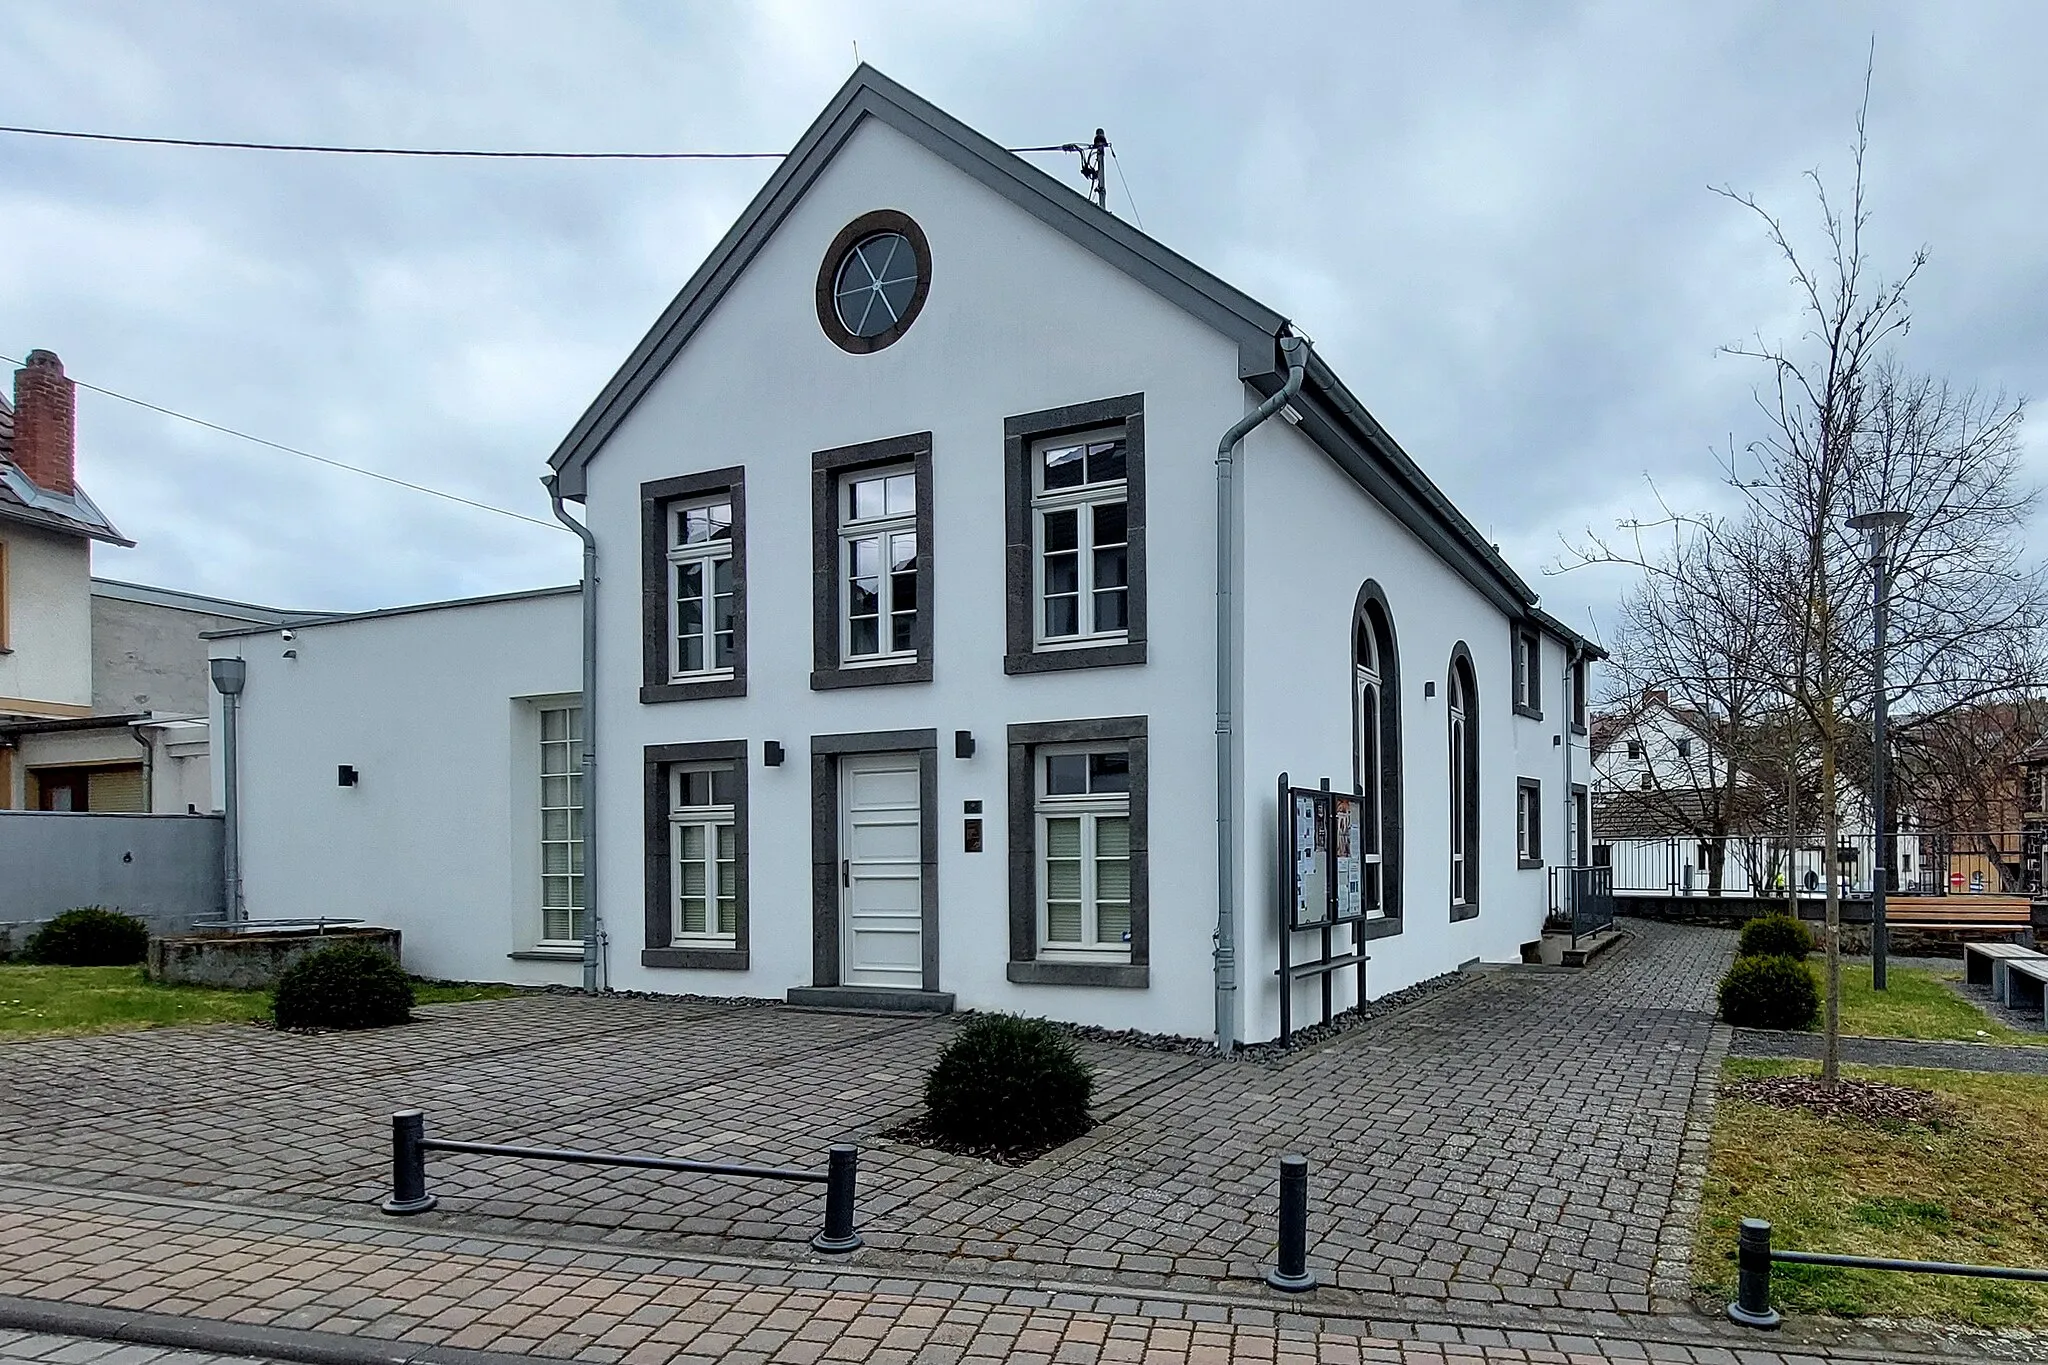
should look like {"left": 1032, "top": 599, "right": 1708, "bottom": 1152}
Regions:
{"left": 1696, "top": 1057, "right": 2048, "bottom": 1326}
{"left": 0, "top": 964, "right": 520, "bottom": 1038}
{"left": 1833, "top": 964, "right": 2047, "bottom": 1047}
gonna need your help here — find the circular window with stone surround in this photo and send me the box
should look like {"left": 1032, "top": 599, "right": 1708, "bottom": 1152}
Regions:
{"left": 816, "top": 210, "right": 931, "bottom": 354}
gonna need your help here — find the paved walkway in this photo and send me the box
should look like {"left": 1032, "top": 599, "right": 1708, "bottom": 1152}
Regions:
{"left": 0, "top": 1180, "right": 2007, "bottom": 1365}
{"left": 0, "top": 1329, "right": 276, "bottom": 1365}
{"left": 0, "top": 921, "right": 1735, "bottom": 1316}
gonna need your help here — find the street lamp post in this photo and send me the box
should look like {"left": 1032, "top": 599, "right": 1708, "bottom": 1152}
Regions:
{"left": 209, "top": 655, "right": 248, "bottom": 929}
{"left": 1848, "top": 508, "right": 1909, "bottom": 990}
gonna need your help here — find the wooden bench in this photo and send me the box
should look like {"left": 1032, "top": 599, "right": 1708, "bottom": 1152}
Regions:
{"left": 1965, "top": 940, "right": 2042, "bottom": 988}
{"left": 2004, "top": 958, "right": 2048, "bottom": 1018}
{"left": 1881, "top": 896, "right": 2034, "bottom": 939}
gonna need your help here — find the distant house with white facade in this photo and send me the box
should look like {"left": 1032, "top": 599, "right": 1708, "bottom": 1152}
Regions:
{"left": 211, "top": 68, "right": 1601, "bottom": 1045}
{"left": 0, "top": 350, "right": 306, "bottom": 813}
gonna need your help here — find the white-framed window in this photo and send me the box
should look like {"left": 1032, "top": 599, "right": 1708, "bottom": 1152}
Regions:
{"left": 1518, "top": 779, "right": 1543, "bottom": 865}
{"left": 671, "top": 763, "right": 738, "bottom": 946}
{"left": 668, "top": 497, "right": 734, "bottom": 679}
{"left": 839, "top": 466, "right": 918, "bottom": 663}
{"left": 1450, "top": 679, "right": 1469, "bottom": 907}
{"left": 539, "top": 705, "right": 585, "bottom": 944}
{"left": 1032, "top": 429, "right": 1128, "bottom": 646}
{"left": 1513, "top": 628, "right": 1540, "bottom": 712}
{"left": 1626, "top": 739, "right": 1643, "bottom": 760}
{"left": 1353, "top": 613, "right": 1387, "bottom": 919}
{"left": 1037, "top": 746, "right": 1133, "bottom": 960}
{"left": 1676, "top": 737, "right": 1693, "bottom": 758}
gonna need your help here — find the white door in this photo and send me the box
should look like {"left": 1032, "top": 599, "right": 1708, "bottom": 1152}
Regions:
{"left": 840, "top": 754, "right": 924, "bottom": 990}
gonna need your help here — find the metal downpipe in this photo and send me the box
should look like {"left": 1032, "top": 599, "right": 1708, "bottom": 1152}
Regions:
{"left": 1214, "top": 331, "right": 1309, "bottom": 1052}
{"left": 546, "top": 476, "right": 603, "bottom": 994}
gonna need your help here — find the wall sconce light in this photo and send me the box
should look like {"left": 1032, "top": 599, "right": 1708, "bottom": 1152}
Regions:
{"left": 1424, "top": 680, "right": 1436, "bottom": 699}
{"left": 337, "top": 765, "right": 359, "bottom": 787}
{"left": 763, "top": 740, "right": 785, "bottom": 767}
{"left": 1553, "top": 734, "right": 1562, "bottom": 747}
{"left": 954, "top": 730, "right": 975, "bottom": 759}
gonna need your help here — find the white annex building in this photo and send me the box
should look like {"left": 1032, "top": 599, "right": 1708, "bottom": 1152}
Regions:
{"left": 211, "top": 68, "right": 1600, "bottom": 1046}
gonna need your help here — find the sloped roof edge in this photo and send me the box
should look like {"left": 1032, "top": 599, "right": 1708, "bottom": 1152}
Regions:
{"left": 543, "top": 64, "right": 1557, "bottom": 622}
{"left": 547, "top": 64, "right": 1287, "bottom": 498}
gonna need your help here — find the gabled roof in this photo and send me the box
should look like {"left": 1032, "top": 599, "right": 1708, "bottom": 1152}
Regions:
{"left": 547, "top": 65, "right": 1542, "bottom": 614}
{"left": 0, "top": 391, "right": 133, "bottom": 546}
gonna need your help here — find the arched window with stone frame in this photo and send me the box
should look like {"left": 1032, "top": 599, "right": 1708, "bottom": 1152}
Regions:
{"left": 1448, "top": 644, "right": 1480, "bottom": 921}
{"left": 1350, "top": 582, "right": 1403, "bottom": 928}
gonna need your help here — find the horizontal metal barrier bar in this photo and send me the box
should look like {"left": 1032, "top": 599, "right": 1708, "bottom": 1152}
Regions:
{"left": 419, "top": 1137, "right": 827, "bottom": 1183}
{"left": 1774, "top": 1249, "right": 2048, "bottom": 1282}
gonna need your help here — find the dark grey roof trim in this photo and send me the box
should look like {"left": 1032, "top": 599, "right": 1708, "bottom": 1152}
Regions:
{"left": 0, "top": 494, "right": 134, "bottom": 546}
{"left": 1527, "top": 605, "right": 1607, "bottom": 660}
{"left": 91, "top": 577, "right": 318, "bottom": 624}
{"left": 543, "top": 64, "right": 1565, "bottom": 636}
{"left": 201, "top": 584, "right": 578, "bottom": 639}
{"left": 546, "top": 65, "right": 1286, "bottom": 498}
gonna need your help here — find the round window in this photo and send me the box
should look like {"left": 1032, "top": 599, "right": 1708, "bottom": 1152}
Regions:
{"left": 816, "top": 211, "right": 930, "bottom": 353}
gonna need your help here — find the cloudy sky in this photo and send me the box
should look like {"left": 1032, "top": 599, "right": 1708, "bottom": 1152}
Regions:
{"left": 4, "top": 1, "right": 2044, "bottom": 645}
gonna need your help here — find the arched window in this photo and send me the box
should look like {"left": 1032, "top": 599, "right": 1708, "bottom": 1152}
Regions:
{"left": 1351, "top": 584, "right": 1401, "bottom": 923}
{"left": 1448, "top": 647, "right": 1480, "bottom": 920}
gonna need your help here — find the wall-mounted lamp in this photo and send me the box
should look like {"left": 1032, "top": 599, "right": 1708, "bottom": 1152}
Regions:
{"left": 1424, "top": 680, "right": 1436, "bottom": 699}
{"left": 1552, "top": 734, "right": 1562, "bottom": 747}
{"left": 954, "top": 730, "right": 975, "bottom": 759}
{"left": 763, "top": 740, "right": 785, "bottom": 767}
{"left": 338, "top": 764, "right": 359, "bottom": 787}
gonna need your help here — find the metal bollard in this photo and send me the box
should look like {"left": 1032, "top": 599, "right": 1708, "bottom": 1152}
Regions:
{"left": 380, "top": 1109, "right": 438, "bottom": 1215}
{"left": 1264, "top": 1154, "right": 1317, "bottom": 1292}
{"left": 810, "top": 1144, "right": 862, "bottom": 1253}
{"left": 1726, "top": 1218, "right": 1780, "bottom": 1328}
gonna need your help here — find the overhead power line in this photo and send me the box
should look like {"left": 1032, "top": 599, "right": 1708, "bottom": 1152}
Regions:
{"left": 0, "top": 125, "right": 786, "bottom": 160}
{"left": 0, "top": 124, "right": 1102, "bottom": 162}
{"left": 0, "top": 355, "right": 559, "bottom": 531}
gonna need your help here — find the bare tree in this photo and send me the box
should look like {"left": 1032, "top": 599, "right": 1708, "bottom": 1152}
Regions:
{"left": 1565, "top": 63, "right": 2045, "bottom": 1085}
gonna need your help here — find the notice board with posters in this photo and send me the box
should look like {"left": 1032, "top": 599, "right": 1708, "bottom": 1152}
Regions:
{"left": 1277, "top": 773, "right": 1373, "bottom": 1044}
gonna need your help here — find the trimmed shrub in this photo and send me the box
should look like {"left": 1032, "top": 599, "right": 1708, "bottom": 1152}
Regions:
{"left": 924, "top": 1014, "right": 1094, "bottom": 1155}
{"left": 24, "top": 907, "right": 149, "bottom": 966}
{"left": 1718, "top": 953, "right": 1821, "bottom": 1031}
{"left": 1738, "top": 914, "right": 1815, "bottom": 960}
{"left": 271, "top": 941, "right": 413, "bottom": 1031}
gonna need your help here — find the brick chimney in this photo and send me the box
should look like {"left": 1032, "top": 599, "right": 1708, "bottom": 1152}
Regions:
{"left": 12, "top": 350, "right": 76, "bottom": 495}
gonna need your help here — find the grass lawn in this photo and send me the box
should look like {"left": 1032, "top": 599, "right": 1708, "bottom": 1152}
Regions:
{"left": 1833, "top": 963, "right": 2047, "bottom": 1047}
{"left": 1697, "top": 1057, "right": 2048, "bottom": 1326}
{"left": 0, "top": 964, "right": 519, "bottom": 1038}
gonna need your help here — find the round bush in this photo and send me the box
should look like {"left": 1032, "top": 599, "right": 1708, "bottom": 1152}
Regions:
{"left": 1738, "top": 914, "right": 1814, "bottom": 959}
{"left": 272, "top": 941, "right": 413, "bottom": 1031}
{"left": 1718, "top": 954, "right": 1821, "bottom": 1031}
{"left": 25, "top": 907, "right": 149, "bottom": 966}
{"left": 924, "top": 1014, "right": 1095, "bottom": 1154}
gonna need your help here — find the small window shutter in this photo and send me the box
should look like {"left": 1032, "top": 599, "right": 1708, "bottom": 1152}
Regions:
{"left": 87, "top": 765, "right": 148, "bottom": 813}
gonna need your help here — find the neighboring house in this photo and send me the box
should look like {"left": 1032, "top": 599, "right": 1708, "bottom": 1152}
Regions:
{"left": 211, "top": 67, "right": 1601, "bottom": 1045}
{"left": 0, "top": 350, "right": 305, "bottom": 812}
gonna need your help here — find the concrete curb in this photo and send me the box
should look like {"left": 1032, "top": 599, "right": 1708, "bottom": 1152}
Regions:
{"left": 0, "top": 1296, "right": 572, "bottom": 1365}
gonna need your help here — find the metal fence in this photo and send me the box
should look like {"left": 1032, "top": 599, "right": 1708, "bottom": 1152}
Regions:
{"left": 1592, "top": 829, "right": 2033, "bottom": 898}
{"left": 1547, "top": 865, "right": 1616, "bottom": 943}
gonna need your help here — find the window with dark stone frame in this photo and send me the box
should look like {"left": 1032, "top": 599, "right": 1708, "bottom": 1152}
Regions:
{"left": 639, "top": 469, "right": 746, "bottom": 704}
{"left": 642, "top": 739, "right": 750, "bottom": 970}
{"left": 1003, "top": 395, "right": 1146, "bottom": 675}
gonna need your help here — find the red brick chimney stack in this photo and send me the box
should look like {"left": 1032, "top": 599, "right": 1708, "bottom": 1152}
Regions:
{"left": 12, "top": 350, "right": 77, "bottom": 496}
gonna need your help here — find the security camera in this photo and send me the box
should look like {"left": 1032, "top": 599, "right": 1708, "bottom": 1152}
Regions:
{"left": 279, "top": 629, "right": 297, "bottom": 642}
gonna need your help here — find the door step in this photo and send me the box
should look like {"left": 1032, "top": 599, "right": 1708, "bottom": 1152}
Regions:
{"left": 785, "top": 986, "right": 956, "bottom": 1014}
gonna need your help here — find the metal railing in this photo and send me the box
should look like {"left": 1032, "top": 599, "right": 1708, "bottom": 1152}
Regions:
{"left": 1592, "top": 829, "right": 2035, "bottom": 898}
{"left": 379, "top": 1109, "right": 862, "bottom": 1253}
{"left": 1547, "top": 865, "right": 1617, "bottom": 945}
{"left": 1729, "top": 1218, "right": 2048, "bottom": 1328}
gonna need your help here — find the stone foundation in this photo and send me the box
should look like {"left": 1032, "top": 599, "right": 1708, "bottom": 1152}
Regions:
{"left": 147, "top": 926, "right": 401, "bottom": 990}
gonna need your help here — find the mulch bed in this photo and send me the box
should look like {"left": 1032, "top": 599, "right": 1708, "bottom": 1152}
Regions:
{"left": 1728, "top": 1072, "right": 1954, "bottom": 1126}
{"left": 879, "top": 1114, "right": 1094, "bottom": 1167}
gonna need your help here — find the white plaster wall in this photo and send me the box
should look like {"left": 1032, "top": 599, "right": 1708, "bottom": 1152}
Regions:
{"left": 1238, "top": 417, "right": 1568, "bottom": 1039}
{"left": 580, "top": 116, "right": 1243, "bottom": 1036}
{"left": 212, "top": 591, "right": 580, "bottom": 986}
{"left": 0, "top": 524, "right": 92, "bottom": 712}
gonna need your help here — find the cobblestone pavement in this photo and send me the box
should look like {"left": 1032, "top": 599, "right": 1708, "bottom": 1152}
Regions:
{"left": 0, "top": 1329, "right": 277, "bottom": 1365}
{"left": 0, "top": 921, "right": 1734, "bottom": 1316}
{"left": 0, "top": 1180, "right": 2006, "bottom": 1365}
